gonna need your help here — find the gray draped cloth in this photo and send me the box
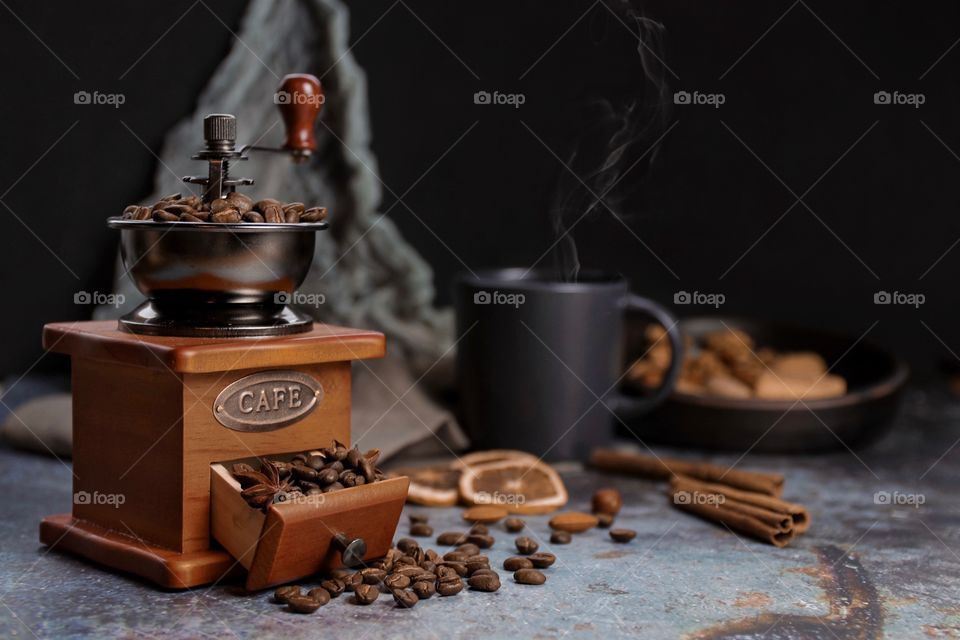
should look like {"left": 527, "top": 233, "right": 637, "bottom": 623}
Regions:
{"left": 2, "top": 0, "right": 467, "bottom": 461}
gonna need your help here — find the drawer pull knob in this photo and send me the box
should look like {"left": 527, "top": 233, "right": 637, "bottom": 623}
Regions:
{"left": 332, "top": 533, "right": 366, "bottom": 567}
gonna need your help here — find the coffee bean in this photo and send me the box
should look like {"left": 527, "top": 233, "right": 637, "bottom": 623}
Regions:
{"left": 409, "top": 513, "right": 429, "bottom": 525}
{"left": 503, "top": 556, "right": 534, "bottom": 571}
{"left": 515, "top": 536, "right": 539, "bottom": 554}
{"left": 439, "top": 561, "right": 467, "bottom": 577}
{"left": 397, "top": 538, "right": 420, "bottom": 555}
{"left": 412, "top": 580, "right": 436, "bottom": 599}
{"left": 420, "top": 561, "right": 436, "bottom": 573}
{"left": 465, "top": 559, "right": 490, "bottom": 575}
{"left": 317, "top": 468, "right": 339, "bottom": 485}
{"left": 468, "top": 573, "right": 501, "bottom": 592}
{"left": 514, "top": 569, "right": 547, "bottom": 585}
{"left": 321, "top": 578, "right": 345, "bottom": 597}
{"left": 456, "top": 543, "right": 481, "bottom": 557}
{"left": 437, "top": 532, "right": 468, "bottom": 546}
{"left": 211, "top": 209, "right": 241, "bottom": 223}
{"left": 210, "top": 199, "right": 234, "bottom": 213}
{"left": 504, "top": 518, "right": 525, "bottom": 533}
{"left": 528, "top": 553, "right": 556, "bottom": 568}
{"left": 551, "top": 531, "right": 572, "bottom": 544}
{"left": 443, "top": 551, "right": 468, "bottom": 562}
{"left": 180, "top": 213, "right": 204, "bottom": 222}
{"left": 610, "top": 528, "right": 637, "bottom": 543}
{"left": 301, "top": 207, "right": 328, "bottom": 222}
{"left": 469, "top": 523, "right": 489, "bottom": 535}
{"left": 596, "top": 513, "right": 615, "bottom": 529}
{"left": 471, "top": 568, "right": 498, "bottom": 578}
{"left": 287, "top": 595, "right": 321, "bottom": 613}
{"left": 242, "top": 210, "right": 265, "bottom": 223}
{"left": 153, "top": 210, "right": 179, "bottom": 222}
{"left": 324, "top": 460, "right": 344, "bottom": 473}
{"left": 226, "top": 192, "right": 254, "bottom": 214}
{"left": 283, "top": 202, "right": 306, "bottom": 215}
{"left": 322, "top": 481, "right": 344, "bottom": 493}
{"left": 133, "top": 205, "right": 152, "bottom": 220}
{"left": 342, "top": 572, "right": 363, "bottom": 592}
{"left": 410, "top": 523, "right": 433, "bottom": 537}
{"left": 272, "top": 585, "right": 301, "bottom": 604}
{"left": 360, "top": 568, "right": 386, "bottom": 584}
{"left": 306, "top": 587, "right": 331, "bottom": 606}
{"left": 292, "top": 465, "right": 318, "bottom": 482}
{"left": 394, "top": 565, "right": 425, "bottom": 577}
{"left": 437, "top": 575, "right": 464, "bottom": 596}
{"left": 353, "top": 583, "right": 379, "bottom": 605}
{"left": 392, "top": 589, "right": 419, "bottom": 608}
{"left": 385, "top": 574, "right": 410, "bottom": 590}
{"left": 263, "top": 204, "right": 284, "bottom": 223}
{"left": 466, "top": 533, "right": 495, "bottom": 549}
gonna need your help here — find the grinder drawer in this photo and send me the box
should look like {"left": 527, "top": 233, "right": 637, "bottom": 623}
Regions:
{"left": 210, "top": 460, "right": 409, "bottom": 591}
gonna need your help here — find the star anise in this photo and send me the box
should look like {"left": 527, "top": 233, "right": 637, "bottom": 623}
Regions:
{"left": 233, "top": 458, "right": 294, "bottom": 512}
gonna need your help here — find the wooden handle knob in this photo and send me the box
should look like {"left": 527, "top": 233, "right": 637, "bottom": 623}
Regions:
{"left": 276, "top": 73, "right": 323, "bottom": 155}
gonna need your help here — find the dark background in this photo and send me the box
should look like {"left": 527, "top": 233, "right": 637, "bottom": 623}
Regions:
{"left": 1, "top": 0, "right": 959, "bottom": 379}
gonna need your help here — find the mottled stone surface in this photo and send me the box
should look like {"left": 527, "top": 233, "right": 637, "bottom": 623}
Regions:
{"left": 1, "top": 390, "right": 959, "bottom": 638}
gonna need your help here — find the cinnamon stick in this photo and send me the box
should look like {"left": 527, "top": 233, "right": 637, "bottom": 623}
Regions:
{"left": 589, "top": 448, "right": 784, "bottom": 497}
{"left": 672, "top": 475, "right": 810, "bottom": 533}
{"left": 669, "top": 475, "right": 805, "bottom": 547}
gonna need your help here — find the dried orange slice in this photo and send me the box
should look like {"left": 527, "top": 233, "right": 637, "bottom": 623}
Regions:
{"left": 449, "top": 449, "right": 541, "bottom": 471}
{"left": 458, "top": 459, "right": 568, "bottom": 515}
{"left": 389, "top": 465, "right": 460, "bottom": 507}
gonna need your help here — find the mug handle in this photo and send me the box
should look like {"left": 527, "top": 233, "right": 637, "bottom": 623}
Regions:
{"left": 609, "top": 294, "right": 684, "bottom": 418}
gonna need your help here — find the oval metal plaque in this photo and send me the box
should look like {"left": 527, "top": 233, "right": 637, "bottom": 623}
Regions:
{"left": 213, "top": 370, "right": 323, "bottom": 432}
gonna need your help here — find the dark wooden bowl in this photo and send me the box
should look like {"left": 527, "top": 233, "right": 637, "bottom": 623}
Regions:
{"left": 620, "top": 316, "right": 909, "bottom": 453}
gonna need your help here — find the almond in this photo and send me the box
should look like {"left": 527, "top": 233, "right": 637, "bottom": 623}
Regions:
{"left": 548, "top": 511, "right": 599, "bottom": 533}
{"left": 461, "top": 505, "right": 508, "bottom": 524}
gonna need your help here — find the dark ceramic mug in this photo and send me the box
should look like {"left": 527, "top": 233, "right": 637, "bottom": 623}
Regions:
{"left": 454, "top": 269, "right": 683, "bottom": 460}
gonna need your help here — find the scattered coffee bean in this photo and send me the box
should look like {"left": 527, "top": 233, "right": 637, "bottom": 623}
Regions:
{"left": 437, "top": 531, "right": 468, "bottom": 546}
{"left": 456, "top": 543, "right": 481, "bottom": 557}
{"left": 287, "top": 595, "right": 322, "bottom": 614}
{"left": 549, "top": 511, "right": 599, "bottom": 533}
{"left": 409, "top": 513, "right": 429, "bottom": 525}
{"left": 385, "top": 573, "right": 410, "bottom": 590}
{"left": 610, "top": 528, "right": 637, "bottom": 543}
{"left": 514, "top": 569, "right": 547, "bottom": 585}
{"left": 504, "top": 518, "right": 525, "bottom": 532}
{"left": 353, "top": 583, "right": 379, "bottom": 605}
{"left": 551, "top": 531, "right": 572, "bottom": 544}
{"left": 412, "top": 580, "right": 436, "bottom": 599}
{"left": 360, "top": 567, "right": 387, "bottom": 584}
{"left": 469, "top": 523, "right": 489, "bottom": 535}
{"left": 392, "top": 589, "right": 419, "bottom": 608}
{"left": 503, "top": 556, "right": 534, "bottom": 571}
{"left": 306, "top": 587, "right": 331, "bottom": 606}
{"left": 342, "top": 572, "right": 362, "bottom": 592}
{"left": 437, "top": 575, "right": 464, "bottom": 596}
{"left": 410, "top": 523, "right": 434, "bottom": 537}
{"left": 528, "top": 552, "right": 556, "bottom": 569}
{"left": 467, "top": 533, "right": 495, "bottom": 549}
{"left": 592, "top": 488, "right": 623, "bottom": 515}
{"left": 397, "top": 538, "right": 420, "bottom": 555}
{"left": 272, "top": 585, "right": 301, "bottom": 604}
{"left": 468, "top": 573, "right": 501, "bottom": 592}
{"left": 321, "top": 578, "right": 345, "bottom": 597}
{"left": 515, "top": 536, "right": 539, "bottom": 554}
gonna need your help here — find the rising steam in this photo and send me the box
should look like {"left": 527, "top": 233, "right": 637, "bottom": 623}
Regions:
{"left": 549, "top": 2, "right": 672, "bottom": 281}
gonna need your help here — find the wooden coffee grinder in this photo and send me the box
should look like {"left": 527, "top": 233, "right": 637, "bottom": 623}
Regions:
{"left": 39, "top": 74, "right": 409, "bottom": 591}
